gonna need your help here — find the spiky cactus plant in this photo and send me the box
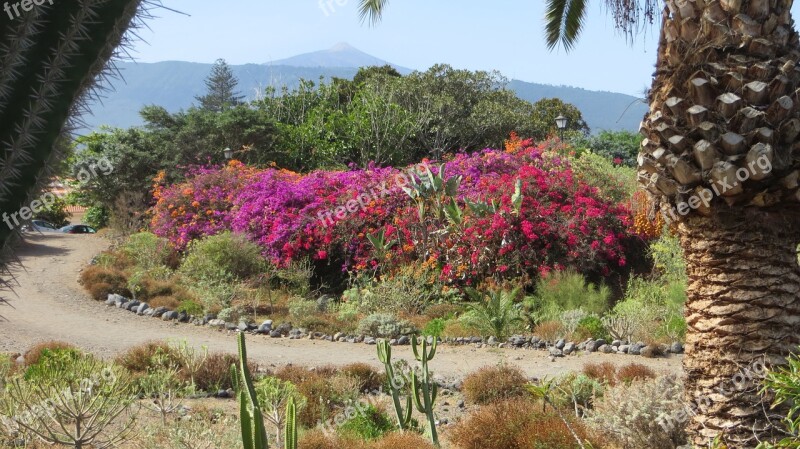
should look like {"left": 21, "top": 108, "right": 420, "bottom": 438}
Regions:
{"left": 235, "top": 333, "right": 269, "bottom": 449}
{"left": 376, "top": 339, "right": 413, "bottom": 430}
{"left": 284, "top": 397, "right": 297, "bottom": 449}
{"left": 410, "top": 335, "right": 439, "bottom": 447}
{"left": 0, "top": 0, "right": 152, "bottom": 288}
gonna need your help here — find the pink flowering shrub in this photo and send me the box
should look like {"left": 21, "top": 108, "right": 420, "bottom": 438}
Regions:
{"left": 150, "top": 140, "right": 639, "bottom": 288}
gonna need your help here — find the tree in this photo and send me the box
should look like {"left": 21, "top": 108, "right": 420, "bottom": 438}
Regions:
{"left": 361, "top": 0, "right": 800, "bottom": 447}
{"left": 195, "top": 58, "right": 245, "bottom": 112}
{"left": 529, "top": 97, "right": 590, "bottom": 140}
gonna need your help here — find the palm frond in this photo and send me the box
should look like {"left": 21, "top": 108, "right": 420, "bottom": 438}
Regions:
{"left": 544, "top": 0, "right": 588, "bottom": 51}
{"left": 359, "top": 0, "right": 389, "bottom": 26}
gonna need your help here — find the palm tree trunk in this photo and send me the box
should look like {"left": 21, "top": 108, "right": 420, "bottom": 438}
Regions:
{"left": 679, "top": 212, "right": 800, "bottom": 447}
{"left": 639, "top": 0, "right": 800, "bottom": 444}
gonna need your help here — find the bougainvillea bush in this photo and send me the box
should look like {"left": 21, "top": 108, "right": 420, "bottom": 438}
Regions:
{"left": 150, "top": 139, "right": 641, "bottom": 289}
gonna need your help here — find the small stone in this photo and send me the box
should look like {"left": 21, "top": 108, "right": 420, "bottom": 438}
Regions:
{"left": 397, "top": 336, "right": 410, "bottom": 345}
{"left": 470, "top": 336, "right": 482, "bottom": 344}
{"left": 260, "top": 320, "right": 273, "bottom": 331}
{"left": 177, "top": 312, "right": 190, "bottom": 323}
{"left": 563, "top": 342, "right": 575, "bottom": 355}
{"left": 364, "top": 337, "right": 377, "bottom": 345}
{"left": 270, "top": 330, "right": 282, "bottom": 338}
{"left": 333, "top": 332, "right": 344, "bottom": 341}
{"left": 618, "top": 345, "right": 630, "bottom": 354}
{"left": 671, "top": 342, "right": 684, "bottom": 354}
{"left": 629, "top": 343, "right": 643, "bottom": 356}
{"left": 389, "top": 339, "right": 398, "bottom": 345}
{"left": 487, "top": 336, "right": 497, "bottom": 345}
{"left": 208, "top": 319, "right": 226, "bottom": 328}
{"left": 555, "top": 339, "right": 565, "bottom": 350}
{"left": 498, "top": 343, "right": 506, "bottom": 349}
{"left": 599, "top": 344, "right": 613, "bottom": 354}
{"left": 457, "top": 399, "right": 465, "bottom": 408}
{"left": 641, "top": 345, "right": 662, "bottom": 358}
{"left": 612, "top": 340, "right": 622, "bottom": 347}
{"left": 237, "top": 322, "right": 249, "bottom": 332}
{"left": 549, "top": 347, "right": 564, "bottom": 357}
{"left": 162, "top": 311, "right": 178, "bottom": 321}
{"left": 151, "top": 307, "right": 168, "bottom": 318}
{"left": 136, "top": 303, "right": 150, "bottom": 315}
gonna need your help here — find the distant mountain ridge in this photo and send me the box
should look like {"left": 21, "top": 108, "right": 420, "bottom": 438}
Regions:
{"left": 85, "top": 43, "right": 647, "bottom": 134}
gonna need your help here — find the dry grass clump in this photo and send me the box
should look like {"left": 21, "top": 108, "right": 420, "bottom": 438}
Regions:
{"left": 533, "top": 320, "right": 564, "bottom": 343}
{"left": 115, "top": 341, "right": 179, "bottom": 374}
{"left": 80, "top": 265, "right": 131, "bottom": 301}
{"left": 23, "top": 341, "right": 78, "bottom": 367}
{"left": 583, "top": 361, "right": 619, "bottom": 386}
{"left": 148, "top": 295, "right": 181, "bottom": 309}
{"left": 462, "top": 365, "right": 528, "bottom": 405}
{"left": 274, "top": 365, "right": 356, "bottom": 428}
{"left": 616, "top": 363, "right": 656, "bottom": 383}
{"left": 583, "top": 362, "right": 657, "bottom": 386}
{"left": 424, "top": 303, "right": 463, "bottom": 320}
{"left": 298, "top": 430, "right": 435, "bottom": 449}
{"left": 448, "top": 397, "right": 598, "bottom": 449}
{"left": 340, "top": 363, "right": 383, "bottom": 393}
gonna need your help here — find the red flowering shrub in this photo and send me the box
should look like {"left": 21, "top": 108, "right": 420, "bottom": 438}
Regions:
{"left": 150, "top": 140, "right": 638, "bottom": 289}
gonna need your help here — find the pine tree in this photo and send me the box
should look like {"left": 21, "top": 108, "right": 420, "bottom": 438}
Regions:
{"left": 195, "top": 58, "right": 245, "bottom": 112}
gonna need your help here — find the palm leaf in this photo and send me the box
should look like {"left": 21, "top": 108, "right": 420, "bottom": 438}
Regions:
{"left": 359, "top": 0, "right": 389, "bottom": 26}
{"left": 544, "top": 0, "right": 588, "bottom": 51}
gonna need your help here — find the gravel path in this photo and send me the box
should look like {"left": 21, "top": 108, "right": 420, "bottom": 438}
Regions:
{"left": 0, "top": 233, "right": 682, "bottom": 380}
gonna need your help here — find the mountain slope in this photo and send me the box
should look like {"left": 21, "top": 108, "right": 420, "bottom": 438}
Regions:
{"left": 84, "top": 44, "right": 647, "bottom": 134}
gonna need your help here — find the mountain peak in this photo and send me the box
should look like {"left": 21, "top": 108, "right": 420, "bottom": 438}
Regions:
{"left": 267, "top": 44, "right": 411, "bottom": 73}
{"left": 329, "top": 42, "right": 356, "bottom": 52}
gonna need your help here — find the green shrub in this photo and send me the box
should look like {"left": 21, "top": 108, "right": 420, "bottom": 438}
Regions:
{"left": 526, "top": 270, "right": 610, "bottom": 325}
{"left": 255, "top": 376, "right": 307, "bottom": 445}
{"left": 347, "top": 265, "right": 452, "bottom": 315}
{"left": 177, "top": 300, "right": 204, "bottom": 316}
{"left": 587, "top": 375, "right": 687, "bottom": 449}
{"left": 422, "top": 318, "right": 447, "bottom": 338}
{"left": 357, "top": 314, "right": 416, "bottom": 338}
{"left": 84, "top": 205, "right": 110, "bottom": 229}
{"left": 179, "top": 232, "right": 267, "bottom": 284}
{"left": 275, "top": 259, "right": 314, "bottom": 298}
{"left": 605, "top": 276, "right": 686, "bottom": 343}
{"left": 23, "top": 347, "right": 87, "bottom": 383}
{"left": 33, "top": 195, "right": 71, "bottom": 227}
{"left": 549, "top": 372, "right": 604, "bottom": 411}
{"left": 217, "top": 307, "right": 244, "bottom": 323}
{"left": 574, "top": 315, "right": 611, "bottom": 341}
{"left": 570, "top": 149, "right": 638, "bottom": 203}
{"left": 289, "top": 298, "right": 319, "bottom": 320}
{"left": 338, "top": 405, "right": 394, "bottom": 441}
{"left": 121, "top": 232, "right": 175, "bottom": 274}
{"left": 460, "top": 288, "right": 524, "bottom": 340}
{"left": 649, "top": 233, "right": 686, "bottom": 283}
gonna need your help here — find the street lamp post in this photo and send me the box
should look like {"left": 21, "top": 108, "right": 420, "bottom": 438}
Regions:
{"left": 223, "top": 147, "right": 234, "bottom": 160}
{"left": 555, "top": 115, "right": 568, "bottom": 141}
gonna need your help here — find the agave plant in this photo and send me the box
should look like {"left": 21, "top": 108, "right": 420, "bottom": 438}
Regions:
{"left": 0, "top": 0, "right": 155, "bottom": 296}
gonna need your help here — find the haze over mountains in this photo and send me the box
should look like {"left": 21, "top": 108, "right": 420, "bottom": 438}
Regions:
{"left": 86, "top": 43, "right": 647, "bottom": 134}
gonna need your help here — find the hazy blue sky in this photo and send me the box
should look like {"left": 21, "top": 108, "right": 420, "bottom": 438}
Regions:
{"left": 131, "top": 1, "right": 800, "bottom": 97}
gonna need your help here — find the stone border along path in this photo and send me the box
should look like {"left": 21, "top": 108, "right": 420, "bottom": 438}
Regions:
{"left": 0, "top": 233, "right": 682, "bottom": 382}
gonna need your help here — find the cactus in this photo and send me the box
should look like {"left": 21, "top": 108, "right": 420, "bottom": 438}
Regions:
{"left": 235, "top": 333, "right": 269, "bottom": 449}
{"left": 284, "top": 396, "right": 297, "bottom": 449}
{"left": 0, "top": 0, "right": 152, "bottom": 288}
{"left": 410, "top": 335, "right": 439, "bottom": 447}
{"left": 377, "top": 339, "right": 413, "bottom": 431}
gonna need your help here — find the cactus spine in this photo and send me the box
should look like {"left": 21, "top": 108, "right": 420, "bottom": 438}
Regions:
{"left": 284, "top": 397, "right": 297, "bottom": 449}
{"left": 377, "top": 339, "right": 413, "bottom": 430}
{"left": 236, "top": 333, "right": 269, "bottom": 449}
{"left": 411, "top": 335, "right": 439, "bottom": 447}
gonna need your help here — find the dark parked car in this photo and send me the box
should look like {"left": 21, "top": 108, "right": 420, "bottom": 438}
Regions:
{"left": 21, "top": 220, "right": 59, "bottom": 233}
{"left": 59, "top": 224, "right": 97, "bottom": 234}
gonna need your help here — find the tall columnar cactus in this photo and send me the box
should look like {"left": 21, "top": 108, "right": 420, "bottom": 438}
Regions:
{"left": 235, "top": 333, "right": 269, "bottom": 449}
{"left": 284, "top": 397, "right": 297, "bottom": 449}
{"left": 0, "top": 0, "right": 151, "bottom": 281}
{"left": 376, "top": 339, "right": 412, "bottom": 430}
{"left": 410, "top": 335, "right": 439, "bottom": 447}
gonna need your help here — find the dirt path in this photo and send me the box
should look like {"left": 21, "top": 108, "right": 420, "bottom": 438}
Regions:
{"left": 0, "top": 233, "right": 682, "bottom": 380}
